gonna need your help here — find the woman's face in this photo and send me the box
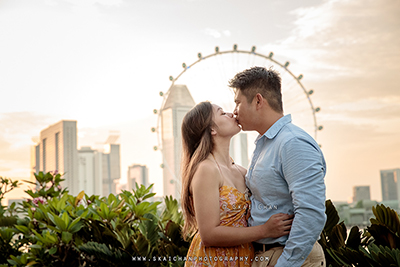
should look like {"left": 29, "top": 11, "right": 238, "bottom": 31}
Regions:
{"left": 211, "top": 104, "right": 241, "bottom": 137}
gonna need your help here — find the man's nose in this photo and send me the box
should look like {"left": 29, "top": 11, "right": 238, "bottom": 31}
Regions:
{"left": 233, "top": 108, "right": 238, "bottom": 116}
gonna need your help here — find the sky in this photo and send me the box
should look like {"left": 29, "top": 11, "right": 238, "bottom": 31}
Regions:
{"left": 0, "top": 0, "right": 399, "bottom": 202}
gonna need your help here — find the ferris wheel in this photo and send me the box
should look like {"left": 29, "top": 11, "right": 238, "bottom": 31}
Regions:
{"left": 151, "top": 45, "right": 323, "bottom": 194}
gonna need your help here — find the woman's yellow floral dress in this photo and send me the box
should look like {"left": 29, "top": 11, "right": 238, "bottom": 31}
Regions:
{"left": 185, "top": 185, "right": 254, "bottom": 266}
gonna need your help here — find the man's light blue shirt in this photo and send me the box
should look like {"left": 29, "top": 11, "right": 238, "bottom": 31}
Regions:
{"left": 246, "top": 114, "right": 326, "bottom": 267}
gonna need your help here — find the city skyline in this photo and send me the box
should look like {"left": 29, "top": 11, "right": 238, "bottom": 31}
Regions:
{"left": 0, "top": 0, "right": 399, "bottom": 202}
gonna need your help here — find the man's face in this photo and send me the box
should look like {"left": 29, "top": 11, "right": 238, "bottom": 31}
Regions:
{"left": 233, "top": 90, "right": 256, "bottom": 131}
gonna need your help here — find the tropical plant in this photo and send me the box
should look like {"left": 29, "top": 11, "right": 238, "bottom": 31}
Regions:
{"left": 319, "top": 200, "right": 400, "bottom": 267}
{"left": 0, "top": 172, "right": 190, "bottom": 267}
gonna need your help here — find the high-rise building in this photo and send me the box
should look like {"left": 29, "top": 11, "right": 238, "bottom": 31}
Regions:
{"left": 30, "top": 137, "right": 40, "bottom": 183}
{"left": 127, "top": 164, "right": 149, "bottom": 191}
{"left": 161, "top": 84, "right": 195, "bottom": 200}
{"left": 77, "top": 147, "right": 103, "bottom": 196}
{"left": 78, "top": 143, "right": 121, "bottom": 197}
{"left": 229, "top": 132, "right": 249, "bottom": 167}
{"left": 380, "top": 169, "right": 400, "bottom": 201}
{"left": 352, "top": 186, "right": 371, "bottom": 203}
{"left": 102, "top": 143, "right": 121, "bottom": 196}
{"left": 35, "top": 120, "right": 79, "bottom": 195}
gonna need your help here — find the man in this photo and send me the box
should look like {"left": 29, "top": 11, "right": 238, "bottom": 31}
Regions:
{"left": 229, "top": 66, "right": 326, "bottom": 267}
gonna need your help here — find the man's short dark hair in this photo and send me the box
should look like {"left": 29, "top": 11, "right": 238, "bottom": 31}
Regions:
{"left": 229, "top": 66, "right": 283, "bottom": 113}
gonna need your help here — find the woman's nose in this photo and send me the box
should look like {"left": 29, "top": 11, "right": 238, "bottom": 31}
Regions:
{"left": 227, "top": 112, "right": 233, "bottom": 118}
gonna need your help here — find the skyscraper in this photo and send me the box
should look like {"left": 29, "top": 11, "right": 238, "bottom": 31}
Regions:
{"left": 36, "top": 120, "right": 79, "bottom": 195}
{"left": 352, "top": 186, "right": 371, "bottom": 203}
{"left": 102, "top": 143, "right": 121, "bottom": 195}
{"left": 380, "top": 169, "right": 400, "bottom": 201}
{"left": 229, "top": 132, "right": 249, "bottom": 167}
{"left": 161, "top": 84, "right": 195, "bottom": 200}
{"left": 77, "top": 146, "right": 103, "bottom": 196}
{"left": 127, "top": 164, "right": 149, "bottom": 190}
{"left": 78, "top": 143, "right": 121, "bottom": 197}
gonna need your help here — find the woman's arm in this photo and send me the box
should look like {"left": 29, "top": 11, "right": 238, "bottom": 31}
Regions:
{"left": 192, "top": 160, "right": 292, "bottom": 247}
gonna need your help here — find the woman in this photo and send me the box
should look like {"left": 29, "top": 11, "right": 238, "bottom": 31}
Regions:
{"left": 181, "top": 101, "right": 293, "bottom": 266}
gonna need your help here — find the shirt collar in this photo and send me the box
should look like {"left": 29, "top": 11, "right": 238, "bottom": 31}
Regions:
{"left": 263, "top": 114, "right": 292, "bottom": 139}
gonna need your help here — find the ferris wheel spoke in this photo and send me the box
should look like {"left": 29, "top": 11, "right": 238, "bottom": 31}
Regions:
{"left": 251, "top": 53, "right": 257, "bottom": 67}
{"left": 216, "top": 53, "right": 229, "bottom": 85}
{"left": 247, "top": 51, "right": 255, "bottom": 67}
{"left": 286, "top": 106, "right": 314, "bottom": 114}
{"left": 279, "top": 66, "right": 292, "bottom": 81}
{"left": 282, "top": 78, "right": 299, "bottom": 91}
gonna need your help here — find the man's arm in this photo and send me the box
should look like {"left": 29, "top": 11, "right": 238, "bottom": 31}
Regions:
{"left": 275, "top": 137, "right": 326, "bottom": 267}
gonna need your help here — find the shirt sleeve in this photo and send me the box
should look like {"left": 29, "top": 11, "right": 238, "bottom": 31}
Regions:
{"left": 275, "top": 137, "right": 327, "bottom": 267}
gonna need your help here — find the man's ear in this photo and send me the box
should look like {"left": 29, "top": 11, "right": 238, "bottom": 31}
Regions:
{"left": 255, "top": 93, "right": 264, "bottom": 107}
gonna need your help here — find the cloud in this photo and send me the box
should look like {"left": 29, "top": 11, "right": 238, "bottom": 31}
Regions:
{"left": 0, "top": 112, "right": 52, "bottom": 178}
{"left": 223, "top": 30, "right": 231, "bottom": 37}
{"left": 263, "top": 0, "right": 400, "bottom": 82}
{"left": 203, "top": 28, "right": 222, "bottom": 38}
{"left": 203, "top": 28, "right": 231, "bottom": 38}
{"left": 318, "top": 96, "right": 400, "bottom": 135}
{"left": 328, "top": 96, "right": 400, "bottom": 114}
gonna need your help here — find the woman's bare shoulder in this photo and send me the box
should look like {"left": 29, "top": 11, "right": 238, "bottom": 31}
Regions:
{"left": 192, "top": 159, "right": 223, "bottom": 189}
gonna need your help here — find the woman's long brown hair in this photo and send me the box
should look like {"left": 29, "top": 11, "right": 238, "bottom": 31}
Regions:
{"left": 181, "top": 101, "right": 215, "bottom": 240}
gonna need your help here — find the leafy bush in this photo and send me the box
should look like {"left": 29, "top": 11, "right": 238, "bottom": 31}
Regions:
{"left": 0, "top": 172, "right": 190, "bottom": 267}
{"left": 319, "top": 200, "right": 400, "bottom": 267}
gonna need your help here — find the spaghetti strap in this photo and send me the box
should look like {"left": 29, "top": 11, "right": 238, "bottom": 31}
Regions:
{"left": 232, "top": 163, "right": 243, "bottom": 176}
{"left": 211, "top": 153, "right": 243, "bottom": 179}
{"left": 211, "top": 153, "right": 225, "bottom": 179}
